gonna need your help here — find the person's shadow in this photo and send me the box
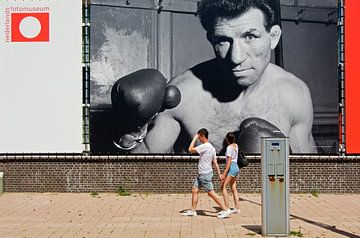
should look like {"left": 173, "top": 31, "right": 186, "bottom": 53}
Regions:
{"left": 240, "top": 197, "right": 360, "bottom": 238}
{"left": 179, "top": 207, "right": 222, "bottom": 217}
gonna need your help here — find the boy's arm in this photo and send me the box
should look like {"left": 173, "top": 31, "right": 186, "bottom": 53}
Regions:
{"left": 188, "top": 134, "right": 198, "bottom": 154}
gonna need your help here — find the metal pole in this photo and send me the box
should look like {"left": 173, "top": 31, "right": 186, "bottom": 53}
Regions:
{"left": 338, "top": 0, "right": 345, "bottom": 156}
{"left": 83, "top": 0, "right": 91, "bottom": 153}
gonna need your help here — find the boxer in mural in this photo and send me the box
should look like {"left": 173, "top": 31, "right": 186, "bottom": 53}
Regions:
{"left": 111, "top": 0, "right": 317, "bottom": 154}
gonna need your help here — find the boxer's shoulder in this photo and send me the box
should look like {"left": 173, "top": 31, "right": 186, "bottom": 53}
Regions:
{"left": 266, "top": 64, "right": 309, "bottom": 92}
{"left": 170, "top": 60, "right": 215, "bottom": 87}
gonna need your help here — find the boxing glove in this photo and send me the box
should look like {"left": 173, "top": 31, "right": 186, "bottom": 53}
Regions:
{"left": 237, "top": 117, "right": 285, "bottom": 153}
{"left": 163, "top": 85, "right": 181, "bottom": 109}
{"left": 111, "top": 69, "right": 181, "bottom": 150}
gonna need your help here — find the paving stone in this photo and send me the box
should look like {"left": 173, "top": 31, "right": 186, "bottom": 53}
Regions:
{"left": 0, "top": 193, "right": 359, "bottom": 237}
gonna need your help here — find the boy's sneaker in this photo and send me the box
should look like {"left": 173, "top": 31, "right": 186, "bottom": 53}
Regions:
{"left": 182, "top": 210, "right": 197, "bottom": 217}
{"left": 217, "top": 209, "right": 231, "bottom": 219}
{"left": 230, "top": 208, "right": 240, "bottom": 214}
{"left": 218, "top": 210, "right": 227, "bottom": 215}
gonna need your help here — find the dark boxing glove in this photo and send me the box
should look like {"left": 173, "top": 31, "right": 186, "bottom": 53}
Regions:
{"left": 237, "top": 117, "right": 285, "bottom": 153}
{"left": 111, "top": 69, "right": 181, "bottom": 150}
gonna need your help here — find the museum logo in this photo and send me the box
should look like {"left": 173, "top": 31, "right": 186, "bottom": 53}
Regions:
{"left": 4, "top": 6, "right": 50, "bottom": 42}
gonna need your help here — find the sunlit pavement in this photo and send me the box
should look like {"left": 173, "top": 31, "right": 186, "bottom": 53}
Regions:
{"left": 0, "top": 193, "right": 359, "bottom": 238}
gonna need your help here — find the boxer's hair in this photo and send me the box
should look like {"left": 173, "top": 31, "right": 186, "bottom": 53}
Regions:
{"left": 197, "top": 0, "right": 275, "bottom": 33}
{"left": 226, "top": 132, "right": 236, "bottom": 144}
{"left": 198, "top": 128, "right": 209, "bottom": 139}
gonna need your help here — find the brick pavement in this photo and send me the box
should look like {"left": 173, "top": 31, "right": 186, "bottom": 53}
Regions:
{"left": 0, "top": 193, "right": 359, "bottom": 238}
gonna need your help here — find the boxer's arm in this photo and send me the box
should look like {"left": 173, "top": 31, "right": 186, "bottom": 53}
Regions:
{"left": 289, "top": 122, "right": 316, "bottom": 153}
{"left": 131, "top": 113, "right": 181, "bottom": 153}
{"left": 288, "top": 85, "right": 317, "bottom": 153}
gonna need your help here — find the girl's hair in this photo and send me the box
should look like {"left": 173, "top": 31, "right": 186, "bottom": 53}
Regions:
{"left": 226, "top": 132, "right": 236, "bottom": 144}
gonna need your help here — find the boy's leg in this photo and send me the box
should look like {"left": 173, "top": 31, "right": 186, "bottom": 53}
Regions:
{"left": 191, "top": 186, "right": 199, "bottom": 211}
{"left": 207, "top": 190, "right": 227, "bottom": 211}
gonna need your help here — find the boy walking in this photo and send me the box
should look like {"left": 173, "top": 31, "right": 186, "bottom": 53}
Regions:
{"left": 183, "top": 128, "right": 227, "bottom": 217}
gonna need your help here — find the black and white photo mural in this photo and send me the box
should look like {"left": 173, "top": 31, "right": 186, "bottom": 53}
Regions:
{"left": 90, "top": 0, "right": 338, "bottom": 155}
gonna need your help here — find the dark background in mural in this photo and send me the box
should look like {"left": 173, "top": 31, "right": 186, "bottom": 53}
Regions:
{"left": 89, "top": 0, "right": 338, "bottom": 154}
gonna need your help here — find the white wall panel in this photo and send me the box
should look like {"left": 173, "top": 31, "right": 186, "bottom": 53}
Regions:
{"left": 0, "top": 0, "right": 83, "bottom": 153}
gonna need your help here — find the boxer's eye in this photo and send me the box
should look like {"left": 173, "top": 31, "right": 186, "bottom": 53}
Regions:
{"left": 214, "top": 36, "right": 230, "bottom": 45}
{"left": 244, "top": 33, "right": 256, "bottom": 41}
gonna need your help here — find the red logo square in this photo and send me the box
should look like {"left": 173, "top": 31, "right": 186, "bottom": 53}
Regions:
{"left": 11, "top": 12, "right": 49, "bottom": 42}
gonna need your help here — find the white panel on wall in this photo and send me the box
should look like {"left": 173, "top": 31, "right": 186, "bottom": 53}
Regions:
{"left": 0, "top": 0, "right": 83, "bottom": 153}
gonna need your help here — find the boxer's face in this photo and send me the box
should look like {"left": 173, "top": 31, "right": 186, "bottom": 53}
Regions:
{"left": 209, "top": 8, "right": 281, "bottom": 87}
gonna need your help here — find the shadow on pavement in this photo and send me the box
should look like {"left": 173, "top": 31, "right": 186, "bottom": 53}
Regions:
{"left": 290, "top": 214, "right": 360, "bottom": 238}
{"left": 242, "top": 225, "right": 261, "bottom": 234}
{"left": 196, "top": 210, "right": 218, "bottom": 217}
{"left": 240, "top": 197, "right": 360, "bottom": 238}
{"left": 179, "top": 209, "right": 220, "bottom": 217}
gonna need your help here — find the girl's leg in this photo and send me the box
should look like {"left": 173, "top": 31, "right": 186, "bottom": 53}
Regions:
{"left": 230, "top": 178, "right": 240, "bottom": 210}
{"left": 221, "top": 176, "right": 233, "bottom": 210}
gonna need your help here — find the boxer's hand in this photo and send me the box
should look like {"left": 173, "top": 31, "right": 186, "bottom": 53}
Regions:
{"left": 111, "top": 69, "right": 181, "bottom": 150}
{"left": 113, "top": 124, "right": 148, "bottom": 150}
{"left": 237, "top": 117, "right": 285, "bottom": 153}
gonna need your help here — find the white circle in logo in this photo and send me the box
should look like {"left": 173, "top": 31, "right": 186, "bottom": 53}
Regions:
{"left": 19, "top": 16, "right": 41, "bottom": 39}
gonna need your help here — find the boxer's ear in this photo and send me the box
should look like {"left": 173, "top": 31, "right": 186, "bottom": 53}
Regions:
{"left": 270, "top": 25, "right": 282, "bottom": 50}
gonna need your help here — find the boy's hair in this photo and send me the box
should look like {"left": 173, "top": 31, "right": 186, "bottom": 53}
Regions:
{"left": 197, "top": 128, "right": 209, "bottom": 139}
{"left": 197, "top": 0, "right": 276, "bottom": 33}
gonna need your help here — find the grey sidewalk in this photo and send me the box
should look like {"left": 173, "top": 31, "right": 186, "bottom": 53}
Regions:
{"left": 0, "top": 193, "right": 359, "bottom": 238}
